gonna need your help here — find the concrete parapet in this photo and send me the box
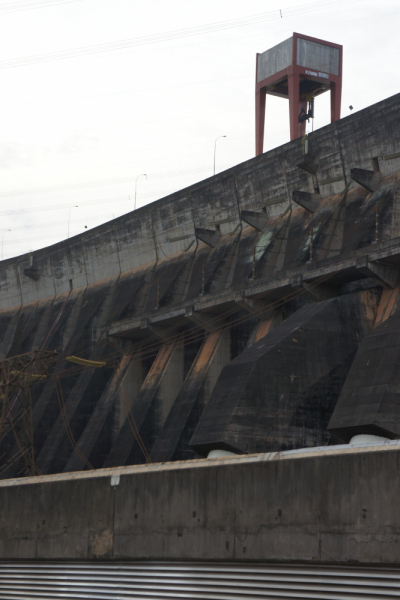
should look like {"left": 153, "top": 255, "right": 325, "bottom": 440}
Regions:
{"left": 1, "top": 443, "right": 400, "bottom": 563}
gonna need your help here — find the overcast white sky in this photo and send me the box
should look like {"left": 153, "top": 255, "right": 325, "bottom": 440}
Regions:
{"left": 0, "top": 0, "right": 398, "bottom": 260}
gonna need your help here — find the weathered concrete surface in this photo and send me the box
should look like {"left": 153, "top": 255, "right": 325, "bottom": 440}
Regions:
{"left": 1, "top": 94, "right": 400, "bottom": 477}
{"left": 190, "top": 289, "right": 380, "bottom": 456}
{"left": 103, "top": 342, "right": 183, "bottom": 469}
{"left": 1, "top": 443, "right": 400, "bottom": 563}
{"left": 329, "top": 306, "right": 400, "bottom": 441}
{"left": 1, "top": 93, "right": 400, "bottom": 309}
{"left": 150, "top": 329, "right": 227, "bottom": 462}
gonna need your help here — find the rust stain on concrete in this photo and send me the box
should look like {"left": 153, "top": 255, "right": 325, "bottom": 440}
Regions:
{"left": 89, "top": 529, "right": 113, "bottom": 558}
{"left": 254, "top": 318, "right": 275, "bottom": 343}
{"left": 374, "top": 283, "right": 400, "bottom": 328}
{"left": 191, "top": 330, "right": 222, "bottom": 374}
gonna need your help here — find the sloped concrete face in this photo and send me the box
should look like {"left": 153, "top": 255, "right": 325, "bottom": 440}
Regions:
{"left": 103, "top": 342, "right": 184, "bottom": 469}
{"left": 191, "top": 289, "right": 380, "bottom": 456}
{"left": 150, "top": 329, "right": 228, "bottom": 463}
{"left": 329, "top": 308, "right": 400, "bottom": 442}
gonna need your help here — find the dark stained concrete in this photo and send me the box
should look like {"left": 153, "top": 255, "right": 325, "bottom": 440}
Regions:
{"left": 190, "top": 289, "right": 380, "bottom": 456}
{"left": 1, "top": 444, "right": 400, "bottom": 564}
{"left": 329, "top": 307, "right": 400, "bottom": 441}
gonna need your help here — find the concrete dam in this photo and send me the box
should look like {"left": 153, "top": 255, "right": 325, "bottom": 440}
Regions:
{"left": 1, "top": 93, "right": 400, "bottom": 598}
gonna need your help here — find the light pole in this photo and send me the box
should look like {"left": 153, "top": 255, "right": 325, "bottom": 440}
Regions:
{"left": 214, "top": 135, "right": 226, "bottom": 175}
{"left": 68, "top": 206, "right": 78, "bottom": 239}
{"left": 1, "top": 229, "right": 11, "bottom": 260}
{"left": 135, "top": 174, "right": 147, "bottom": 210}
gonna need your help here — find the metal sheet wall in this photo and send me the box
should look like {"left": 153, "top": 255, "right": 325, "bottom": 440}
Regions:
{"left": 1, "top": 561, "right": 400, "bottom": 599}
{"left": 296, "top": 38, "right": 340, "bottom": 75}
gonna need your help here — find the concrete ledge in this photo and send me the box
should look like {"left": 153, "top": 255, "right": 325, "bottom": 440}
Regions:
{"left": 2, "top": 439, "right": 399, "bottom": 489}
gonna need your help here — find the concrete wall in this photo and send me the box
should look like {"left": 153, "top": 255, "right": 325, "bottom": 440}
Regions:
{"left": 1, "top": 443, "right": 400, "bottom": 563}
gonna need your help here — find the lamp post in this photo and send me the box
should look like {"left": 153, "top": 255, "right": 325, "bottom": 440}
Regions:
{"left": 68, "top": 206, "right": 78, "bottom": 239}
{"left": 1, "top": 229, "right": 11, "bottom": 260}
{"left": 214, "top": 135, "right": 226, "bottom": 175}
{"left": 135, "top": 174, "right": 147, "bottom": 210}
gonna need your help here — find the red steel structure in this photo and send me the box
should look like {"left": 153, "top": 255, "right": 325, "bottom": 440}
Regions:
{"left": 255, "top": 32, "right": 343, "bottom": 155}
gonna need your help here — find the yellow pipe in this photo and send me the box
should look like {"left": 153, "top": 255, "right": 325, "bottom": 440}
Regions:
{"left": 66, "top": 356, "right": 107, "bottom": 368}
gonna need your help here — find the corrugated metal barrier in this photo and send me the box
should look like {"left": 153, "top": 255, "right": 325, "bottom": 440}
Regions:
{"left": 0, "top": 561, "right": 400, "bottom": 599}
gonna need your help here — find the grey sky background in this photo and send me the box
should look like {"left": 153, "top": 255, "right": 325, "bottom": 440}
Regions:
{"left": 0, "top": 0, "right": 398, "bottom": 260}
